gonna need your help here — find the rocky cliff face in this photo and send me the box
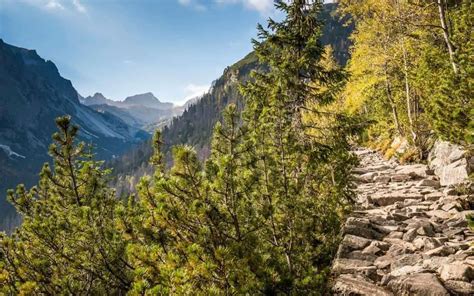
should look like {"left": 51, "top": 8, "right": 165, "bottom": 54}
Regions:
{"left": 0, "top": 39, "right": 148, "bottom": 230}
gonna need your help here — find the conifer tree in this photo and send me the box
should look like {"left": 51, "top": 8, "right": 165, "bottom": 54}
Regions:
{"left": 0, "top": 116, "right": 132, "bottom": 294}
{"left": 127, "top": 1, "right": 355, "bottom": 294}
{"left": 126, "top": 107, "right": 263, "bottom": 294}
{"left": 240, "top": 0, "right": 355, "bottom": 293}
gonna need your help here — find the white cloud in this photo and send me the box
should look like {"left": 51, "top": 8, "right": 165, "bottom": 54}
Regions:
{"left": 18, "top": 0, "right": 87, "bottom": 13}
{"left": 177, "top": 0, "right": 275, "bottom": 14}
{"left": 177, "top": 0, "right": 206, "bottom": 11}
{"left": 180, "top": 83, "right": 209, "bottom": 104}
{"left": 45, "top": 0, "right": 65, "bottom": 10}
{"left": 72, "top": 0, "right": 86, "bottom": 13}
{"left": 215, "top": 0, "right": 274, "bottom": 15}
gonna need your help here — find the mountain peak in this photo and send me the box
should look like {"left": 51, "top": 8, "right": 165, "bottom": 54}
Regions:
{"left": 123, "top": 92, "right": 173, "bottom": 110}
{"left": 92, "top": 92, "right": 107, "bottom": 100}
{"left": 124, "top": 92, "right": 159, "bottom": 104}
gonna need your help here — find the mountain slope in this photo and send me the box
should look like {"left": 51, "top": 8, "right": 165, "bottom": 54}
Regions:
{"left": 0, "top": 39, "right": 148, "bottom": 230}
{"left": 109, "top": 3, "right": 353, "bottom": 194}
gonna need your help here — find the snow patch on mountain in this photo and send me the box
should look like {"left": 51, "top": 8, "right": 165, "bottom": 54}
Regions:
{"left": 74, "top": 105, "right": 124, "bottom": 139}
{"left": 0, "top": 145, "right": 26, "bottom": 159}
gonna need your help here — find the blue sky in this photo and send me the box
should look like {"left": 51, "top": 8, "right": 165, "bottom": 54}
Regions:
{"left": 0, "top": 0, "right": 283, "bottom": 104}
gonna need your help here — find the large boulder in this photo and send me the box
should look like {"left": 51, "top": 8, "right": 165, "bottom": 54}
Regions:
{"left": 428, "top": 140, "right": 473, "bottom": 186}
{"left": 387, "top": 273, "right": 449, "bottom": 296}
{"left": 333, "top": 274, "right": 394, "bottom": 296}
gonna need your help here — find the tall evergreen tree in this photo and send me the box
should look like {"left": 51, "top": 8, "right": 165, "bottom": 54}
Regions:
{"left": 0, "top": 116, "right": 132, "bottom": 294}
{"left": 239, "top": 0, "right": 355, "bottom": 293}
{"left": 127, "top": 1, "right": 355, "bottom": 294}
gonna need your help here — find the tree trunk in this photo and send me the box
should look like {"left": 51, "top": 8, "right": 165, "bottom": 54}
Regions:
{"left": 384, "top": 67, "right": 403, "bottom": 136}
{"left": 437, "top": 0, "right": 459, "bottom": 74}
{"left": 401, "top": 39, "right": 417, "bottom": 143}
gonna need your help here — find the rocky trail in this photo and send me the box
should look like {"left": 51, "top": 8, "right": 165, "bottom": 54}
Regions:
{"left": 331, "top": 148, "right": 474, "bottom": 295}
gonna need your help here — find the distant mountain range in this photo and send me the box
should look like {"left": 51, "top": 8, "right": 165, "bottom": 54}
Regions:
{"left": 0, "top": 39, "right": 155, "bottom": 230}
{"left": 80, "top": 92, "right": 187, "bottom": 131}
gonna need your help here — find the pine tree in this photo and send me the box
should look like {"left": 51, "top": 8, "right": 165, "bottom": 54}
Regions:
{"left": 0, "top": 116, "right": 132, "bottom": 294}
{"left": 127, "top": 1, "right": 355, "bottom": 294}
{"left": 126, "top": 107, "right": 263, "bottom": 294}
{"left": 240, "top": 0, "right": 355, "bottom": 293}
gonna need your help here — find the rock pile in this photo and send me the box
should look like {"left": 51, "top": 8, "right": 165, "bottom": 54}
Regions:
{"left": 331, "top": 149, "right": 474, "bottom": 295}
{"left": 429, "top": 140, "right": 474, "bottom": 187}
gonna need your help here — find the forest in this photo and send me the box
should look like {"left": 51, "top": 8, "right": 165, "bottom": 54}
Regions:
{"left": 0, "top": 0, "right": 472, "bottom": 294}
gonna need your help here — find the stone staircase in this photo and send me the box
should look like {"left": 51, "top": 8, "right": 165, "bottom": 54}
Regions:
{"left": 331, "top": 149, "right": 474, "bottom": 295}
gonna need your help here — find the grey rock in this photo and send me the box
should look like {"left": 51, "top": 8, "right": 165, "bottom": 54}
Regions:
{"left": 427, "top": 210, "right": 452, "bottom": 220}
{"left": 390, "top": 254, "right": 422, "bottom": 271}
{"left": 444, "top": 187, "right": 459, "bottom": 196}
{"left": 343, "top": 218, "right": 385, "bottom": 240}
{"left": 389, "top": 265, "right": 426, "bottom": 277}
{"left": 332, "top": 147, "right": 474, "bottom": 294}
{"left": 412, "top": 236, "right": 441, "bottom": 251}
{"left": 369, "top": 192, "right": 424, "bottom": 206}
{"left": 428, "top": 140, "right": 473, "bottom": 186}
{"left": 375, "top": 175, "right": 392, "bottom": 183}
{"left": 443, "top": 280, "right": 474, "bottom": 295}
{"left": 417, "top": 179, "right": 440, "bottom": 188}
{"left": 439, "top": 262, "right": 474, "bottom": 281}
{"left": 402, "top": 229, "right": 418, "bottom": 242}
{"left": 446, "top": 218, "right": 468, "bottom": 228}
{"left": 391, "top": 174, "right": 412, "bottom": 182}
{"left": 387, "top": 273, "right": 449, "bottom": 296}
{"left": 332, "top": 274, "right": 394, "bottom": 296}
{"left": 362, "top": 244, "right": 382, "bottom": 256}
{"left": 441, "top": 201, "right": 461, "bottom": 211}
{"left": 332, "top": 258, "right": 375, "bottom": 274}
{"left": 425, "top": 246, "right": 456, "bottom": 256}
{"left": 386, "top": 231, "right": 404, "bottom": 239}
{"left": 424, "top": 191, "right": 443, "bottom": 201}
{"left": 375, "top": 255, "right": 395, "bottom": 269}
{"left": 341, "top": 235, "right": 372, "bottom": 250}
{"left": 358, "top": 172, "right": 379, "bottom": 183}
{"left": 396, "top": 164, "right": 429, "bottom": 178}
{"left": 440, "top": 158, "right": 472, "bottom": 187}
{"left": 345, "top": 251, "right": 378, "bottom": 262}
{"left": 416, "top": 226, "right": 434, "bottom": 236}
{"left": 422, "top": 256, "right": 454, "bottom": 271}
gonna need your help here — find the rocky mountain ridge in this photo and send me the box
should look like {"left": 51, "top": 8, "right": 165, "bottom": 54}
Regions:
{"left": 0, "top": 39, "right": 148, "bottom": 230}
{"left": 81, "top": 92, "right": 190, "bottom": 130}
{"left": 331, "top": 143, "right": 474, "bottom": 295}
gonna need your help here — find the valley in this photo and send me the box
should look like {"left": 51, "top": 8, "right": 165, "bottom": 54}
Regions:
{"left": 0, "top": 1, "right": 471, "bottom": 294}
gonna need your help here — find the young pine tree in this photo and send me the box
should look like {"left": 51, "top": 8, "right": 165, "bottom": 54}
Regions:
{"left": 0, "top": 116, "right": 132, "bottom": 295}
{"left": 126, "top": 106, "right": 264, "bottom": 294}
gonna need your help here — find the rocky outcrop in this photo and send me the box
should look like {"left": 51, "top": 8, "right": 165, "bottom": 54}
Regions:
{"left": 428, "top": 140, "right": 473, "bottom": 186}
{"left": 331, "top": 149, "right": 474, "bottom": 295}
